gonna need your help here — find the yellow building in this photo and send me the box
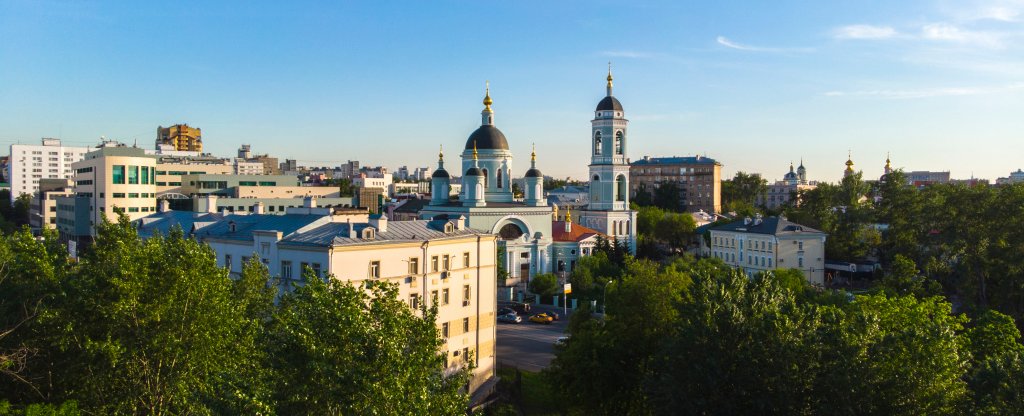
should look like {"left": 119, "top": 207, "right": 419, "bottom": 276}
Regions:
{"left": 705, "top": 215, "right": 828, "bottom": 285}
{"left": 157, "top": 124, "right": 203, "bottom": 152}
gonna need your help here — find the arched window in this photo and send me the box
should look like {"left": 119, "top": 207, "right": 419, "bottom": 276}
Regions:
{"left": 594, "top": 131, "right": 603, "bottom": 155}
{"left": 482, "top": 169, "right": 488, "bottom": 188}
{"left": 615, "top": 131, "right": 624, "bottom": 155}
{"left": 498, "top": 223, "right": 525, "bottom": 240}
{"left": 496, "top": 169, "right": 503, "bottom": 189}
{"left": 615, "top": 175, "right": 627, "bottom": 202}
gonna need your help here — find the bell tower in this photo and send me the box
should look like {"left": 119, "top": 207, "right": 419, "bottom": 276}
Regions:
{"left": 588, "top": 64, "right": 630, "bottom": 211}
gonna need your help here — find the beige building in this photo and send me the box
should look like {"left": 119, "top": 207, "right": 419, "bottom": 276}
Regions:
{"left": 29, "top": 178, "right": 73, "bottom": 230}
{"left": 157, "top": 124, "right": 203, "bottom": 152}
{"left": 630, "top": 155, "right": 723, "bottom": 213}
{"left": 71, "top": 144, "right": 158, "bottom": 223}
{"left": 705, "top": 215, "right": 827, "bottom": 285}
{"left": 155, "top": 157, "right": 233, "bottom": 196}
{"left": 138, "top": 209, "right": 497, "bottom": 399}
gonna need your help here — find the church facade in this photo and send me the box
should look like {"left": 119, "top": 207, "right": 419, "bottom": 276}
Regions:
{"left": 421, "top": 71, "right": 637, "bottom": 282}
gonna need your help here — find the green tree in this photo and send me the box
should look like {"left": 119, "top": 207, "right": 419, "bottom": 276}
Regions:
{"left": 722, "top": 172, "right": 768, "bottom": 213}
{"left": 654, "top": 212, "right": 696, "bottom": 252}
{"left": 881, "top": 254, "right": 942, "bottom": 298}
{"left": 529, "top": 273, "right": 560, "bottom": 297}
{"left": 652, "top": 181, "right": 682, "bottom": 211}
{"left": 268, "top": 275, "right": 469, "bottom": 414}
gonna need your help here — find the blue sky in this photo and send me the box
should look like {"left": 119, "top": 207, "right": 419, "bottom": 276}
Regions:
{"left": 1, "top": 0, "right": 1022, "bottom": 182}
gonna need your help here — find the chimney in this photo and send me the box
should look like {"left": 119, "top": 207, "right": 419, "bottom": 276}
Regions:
{"left": 347, "top": 218, "right": 354, "bottom": 237}
{"left": 159, "top": 199, "right": 171, "bottom": 213}
{"left": 206, "top": 195, "right": 218, "bottom": 214}
{"left": 304, "top": 196, "right": 317, "bottom": 208}
{"left": 455, "top": 215, "right": 466, "bottom": 230}
{"left": 369, "top": 214, "right": 388, "bottom": 232}
{"left": 253, "top": 202, "right": 265, "bottom": 215}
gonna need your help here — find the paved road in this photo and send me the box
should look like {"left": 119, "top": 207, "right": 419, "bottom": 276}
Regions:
{"left": 496, "top": 307, "right": 570, "bottom": 372}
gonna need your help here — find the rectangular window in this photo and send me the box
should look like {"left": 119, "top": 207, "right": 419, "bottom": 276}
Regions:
{"left": 443, "top": 254, "right": 450, "bottom": 271}
{"left": 225, "top": 254, "right": 232, "bottom": 269}
{"left": 281, "top": 260, "right": 292, "bottom": 280}
{"left": 442, "top": 288, "right": 449, "bottom": 305}
{"left": 408, "top": 257, "right": 419, "bottom": 274}
{"left": 463, "top": 252, "right": 470, "bottom": 268}
{"left": 463, "top": 347, "right": 469, "bottom": 362}
{"left": 798, "top": 241, "right": 804, "bottom": 250}
{"left": 463, "top": 284, "right": 471, "bottom": 305}
{"left": 798, "top": 257, "right": 803, "bottom": 268}
{"left": 312, "top": 263, "right": 322, "bottom": 278}
{"left": 409, "top": 294, "right": 419, "bottom": 309}
{"left": 431, "top": 256, "right": 439, "bottom": 272}
{"left": 431, "top": 290, "right": 439, "bottom": 305}
{"left": 369, "top": 261, "right": 380, "bottom": 279}
{"left": 260, "top": 242, "right": 270, "bottom": 257}
{"left": 128, "top": 166, "right": 139, "bottom": 184}
{"left": 442, "top": 322, "right": 449, "bottom": 338}
{"left": 463, "top": 317, "right": 469, "bottom": 333}
{"left": 112, "top": 165, "right": 125, "bottom": 184}
{"left": 141, "top": 166, "right": 150, "bottom": 184}
{"left": 127, "top": 207, "right": 139, "bottom": 212}
{"left": 155, "top": 170, "right": 166, "bottom": 175}
{"left": 128, "top": 193, "right": 139, "bottom": 198}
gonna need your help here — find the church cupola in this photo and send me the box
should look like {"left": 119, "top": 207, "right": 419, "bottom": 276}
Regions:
{"left": 797, "top": 158, "right": 807, "bottom": 184}
{"left": 524, "top": 144, "right": 546, "bottom": 206}
{"left": 844, "top": 151, "right": 855, "bottom": 178}
{"left": 461, "top": 142, "right": 487, "bottom": 207}
{"left": 430, "top": 145, "right": 451, "bottom": 206}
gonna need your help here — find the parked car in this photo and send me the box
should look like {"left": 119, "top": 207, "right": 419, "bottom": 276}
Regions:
{"left": 548, "top": 311, "right": 560, "bottom": 321}
{"left": 529, "top": 313, "right": 554, "bottom": 324}
{"left": 497, "top": 307, "right": 517, "bottom": 316}
{"left": 497, "top": 313, "right": 522, "bottom": 324}
{"left": 498, "top": 301, "right": 531, "bottom": 315}
{"left": 555, "top": 336, "right": 569, "bottom": 346}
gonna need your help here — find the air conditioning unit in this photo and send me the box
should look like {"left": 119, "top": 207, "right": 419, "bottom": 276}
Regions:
{"left": 463, "top": 300, "right": 469, "bottom": 306}
{"left": 440, "top": 271, "right": 449, "bottom": 279}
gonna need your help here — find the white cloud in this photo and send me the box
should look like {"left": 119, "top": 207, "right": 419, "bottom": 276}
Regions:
{"left": 921, "top": 22, "right": 1005, "bottom": 48}
{"left": 715, "top": 36, "right": 814, "bottom": 53}
{"left": 824, "top": 83, "right": 1024, "bottom": 99}
{"left": 834, "top": 24, "right": 898, "bottom": 39}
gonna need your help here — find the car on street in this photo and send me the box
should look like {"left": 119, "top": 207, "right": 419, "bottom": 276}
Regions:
{"left": 497, "top": 307, "right": 517, "bottom": 316}
{"left": 555, "top": 336, "right": 569, "bottom": 346}
{"left": 497, "top": 313, "right": 522, "bottom": 324}
{"left": 529, "top": 313, "right": 554, "bottom": 324}
{"left": 498, "top": 301, "right": 531, "bottom": 315}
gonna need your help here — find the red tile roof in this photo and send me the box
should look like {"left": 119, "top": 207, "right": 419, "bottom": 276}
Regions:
{"left": 551, "top": 221, "right": 606, "bottom": 242}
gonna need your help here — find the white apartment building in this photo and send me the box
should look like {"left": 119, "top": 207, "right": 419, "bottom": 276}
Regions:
{"left": 705, "top": 215, "right": 827, "bottom": 285}
{"left": 137, "top": 208, "right": 498, "bottom": 397}
{"left": 8, "top": 138, "right": 90, "bottom": 203}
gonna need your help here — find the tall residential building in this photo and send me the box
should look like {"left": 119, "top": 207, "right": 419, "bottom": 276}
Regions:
{"left": 157, "top": 124, "right": 203, "bottom": 152}
{"left": 136, "top": 210, "right": 498, "bottom": 398}
{"left": 58, "top": 144, "right": 158, "bottom": 244}
{"left": 630, "top": 155, "right": 723, "bottom": 214}
{"left": 8, "top": 138, "right": 90, "bottom": 203}
{"left": 704, "top": 215, "right": 827, "bottom": 285}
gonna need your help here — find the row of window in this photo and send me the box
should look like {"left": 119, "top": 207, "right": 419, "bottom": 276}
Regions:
{"left": 398, "top": 252, "right": 473, "bottom": 276}
{"left": 111, "top": 165, "right": 156, "bottom": 185}
{"left": 412, "top": 284, "right": 473, "bottom": 311}
{"left": 109, "top": 192, "right": 154, "bottom": 198}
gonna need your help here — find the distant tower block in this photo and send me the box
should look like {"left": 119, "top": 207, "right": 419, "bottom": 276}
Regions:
{"left": 157, "top": 124, "right": 203, "bottom": 152}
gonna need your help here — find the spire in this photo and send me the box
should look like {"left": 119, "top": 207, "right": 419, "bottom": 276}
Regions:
{"left": 483, "top": 81, "right": 493, "bottom": 113}
{"left": 566, "top": 205, "right": 572, "bottom": 223}
{"left": 789, "top": 161, "right": 795, "bottom": 172}
{"left": 437, "top": 144, "right": 445, "bottom": 170}
{"left": 472, "top": 141, "right": 479, "bottom": 161}
{"left": 531, "top": 143, "right": 537, "bottom": 166}
{"left": 845, "top": 150, "right": 855, "bottom": 176}
{"left": 606, "top": 62, "right": 614, "bottom": 96}
{"left": 799, "top": 157, "right": 805, "bottom": 169}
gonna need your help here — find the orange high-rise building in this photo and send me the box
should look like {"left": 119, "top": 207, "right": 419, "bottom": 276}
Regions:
{"left": 156, "top": 124, "right": 203, "bottom": 152}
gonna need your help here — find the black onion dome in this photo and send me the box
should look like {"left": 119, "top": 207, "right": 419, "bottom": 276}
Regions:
{"left": 465, "top": 167, "right": 483, "bottom": 176}
{"left": 595, "top": 96, "right": 623, "bottom": 112}
{"left": 525, "top": 168, "right": 543, "bottom": 178}
{"left": 432, "top": 168, "right": 450, "bottom": 179}
{"left": 465, "top": 125, "right": 509, "bottom": 150}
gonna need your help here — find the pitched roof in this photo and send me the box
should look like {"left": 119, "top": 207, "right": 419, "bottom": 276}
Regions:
{"left": 283, "top": 219, "right": 483, "bottom": 247}
{"left": 551, "top": 221, "right": 605, "bottom": 242}
{"left": 631, "top": 156, "right": 719, "bottom": 166}
{"left": 708, "top": 216, "right": 825, "bottom": 236}
{"left": 136, "top": 211, "right": 224, "bottom": 238}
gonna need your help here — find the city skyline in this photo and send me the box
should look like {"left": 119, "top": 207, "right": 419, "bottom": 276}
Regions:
{"left": 1, "top": 1, "right": 1022, "bottom": 183}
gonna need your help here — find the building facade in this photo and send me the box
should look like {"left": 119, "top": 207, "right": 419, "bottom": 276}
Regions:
{"left": 760, "top": 161, "right": 817, "bottom": 210}
{"left": 705, "top": 216, "right": 827, "bottom": 285}
{"left": 138, "top": 210, "right": 497, "bottom": 396}
{"left": 630, "top": 155, "right": 722, "bottom": 214}
{"left": 8, "top": 138, "right": 90, "bottom": 203}
{"left": 29, "top": 178, "right": 73, "bottom": 230}
{"left": 157, "top": 124, "right": 203, "bottom": 152}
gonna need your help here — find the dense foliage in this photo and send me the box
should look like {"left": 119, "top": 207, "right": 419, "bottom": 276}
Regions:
{"left": 547, "top": 254, "right": 1024, "bottom": 415}
{"left": 0, "top": 216, "right": 469, "bottom": 414}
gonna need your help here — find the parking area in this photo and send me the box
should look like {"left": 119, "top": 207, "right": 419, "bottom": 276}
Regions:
{"left": 495, "top": 307, "right": 570, "bottom": 372}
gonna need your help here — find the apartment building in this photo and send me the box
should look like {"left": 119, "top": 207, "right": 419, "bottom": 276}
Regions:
{"left": 8, "top": 138, "right": 90, "bottom": 203}
{"left": 704, "top": 215, "right": 827, "bottom": 285}
{"left": 154, "top": 155, "right": 233, "bottom": 197}
{"left": 630, "top": 155, "right": 722, "bottom": 214}
{"left": 138, "top": 209, "right": 497, "bottom": 396}
{"left": 29, "top": 178, "right": 73, "bottom": 230}
{"left": 156, "top": 124, "right": 203, "bottom": 152}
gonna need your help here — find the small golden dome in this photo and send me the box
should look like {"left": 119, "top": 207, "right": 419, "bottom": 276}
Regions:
{"left": 483, "top": 81, "right": 493, "bottom": 112}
